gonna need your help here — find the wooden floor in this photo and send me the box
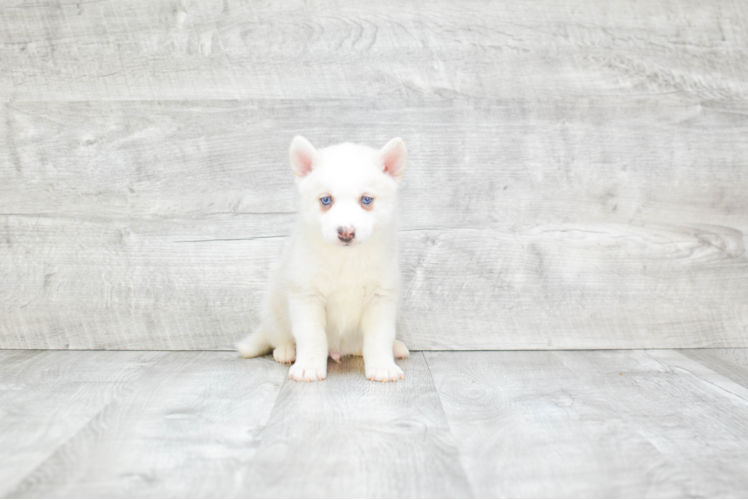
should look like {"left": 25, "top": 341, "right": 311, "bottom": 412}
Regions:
{"left": 2, "top": 349, "right": 748, "bottom": 498}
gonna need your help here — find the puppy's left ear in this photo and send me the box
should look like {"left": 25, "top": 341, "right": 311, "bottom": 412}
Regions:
{"left": 379, "top": 137, "right": 407, "bottom": 183}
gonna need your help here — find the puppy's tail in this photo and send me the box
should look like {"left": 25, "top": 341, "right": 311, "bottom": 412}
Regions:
{"left": 236, "top": 329, "right": 272, "bottom": 359}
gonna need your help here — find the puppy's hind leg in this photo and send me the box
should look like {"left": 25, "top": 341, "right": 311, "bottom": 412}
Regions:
{"left": 393, "top": 339, "right": 410, "bottom": 359}
{"left": 273, "top": 342, "right": 296, "bottom": 364}
{"left": 236, "top": 329, "right": 272, "bottom": 359}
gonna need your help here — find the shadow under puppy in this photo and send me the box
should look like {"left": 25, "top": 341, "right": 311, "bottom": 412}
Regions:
{"left": 237, "top": 136, "right": 410, "bottom": 382}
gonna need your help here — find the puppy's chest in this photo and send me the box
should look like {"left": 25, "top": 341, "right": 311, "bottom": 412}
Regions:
{"left": 314, "top": 261, "right": 385, "bottom": 319}
{"left": 322, "top": 283, "right": 373, "bottom": 341}
{"left": 311, "top": 250, "right": 391, "bottom": 296}
{"left": 316, "top": 273, "right": 379, "bottom": 308}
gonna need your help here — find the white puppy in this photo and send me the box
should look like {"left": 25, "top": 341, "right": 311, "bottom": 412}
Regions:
{"left": 236, "top": 136, "right": 410, "bottom": 382}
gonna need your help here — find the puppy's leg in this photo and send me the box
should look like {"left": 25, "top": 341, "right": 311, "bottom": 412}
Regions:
{"left": 236, "top": 329, "right": 272, "bottom": 359}
{"left": 287, "top": 295, "right": 328, "bottom": 382}
{"left": 354, "top": 341, "right": 409, "bottom": 359}
{"left": 273, "top": 342, "right": 296, "bottom": 364}
{"left": 393, "top": 339, "right": 410, "bottom": 359}
{"left": 361, "top": 297, "right": 404, "bottom": 382}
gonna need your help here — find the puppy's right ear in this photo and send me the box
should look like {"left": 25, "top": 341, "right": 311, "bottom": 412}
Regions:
{"left": 289, "top": 135, "right": 318, "bottom": 180}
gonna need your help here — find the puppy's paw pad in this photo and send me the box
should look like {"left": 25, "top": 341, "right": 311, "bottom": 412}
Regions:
{"left": 288, "top": 361, "right": 327, "bottom": 382}
{"left": 273, "top": 344, "right": 296, "bottom": 364}
{"left": 365, "top": 363, "right": 404, "bottom": 383}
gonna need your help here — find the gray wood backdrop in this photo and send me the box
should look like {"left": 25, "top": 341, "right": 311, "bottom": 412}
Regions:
{"left": 1, "top": 0, "right": 747, "bottom": 350}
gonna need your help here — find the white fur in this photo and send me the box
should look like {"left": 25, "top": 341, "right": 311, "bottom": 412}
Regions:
{"left": 237, "top": 136, "right": 410, "bottom": 382}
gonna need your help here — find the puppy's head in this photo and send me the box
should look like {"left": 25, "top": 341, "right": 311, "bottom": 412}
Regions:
{"left": 289, "top": 136, "right": 406, "bottom": 247}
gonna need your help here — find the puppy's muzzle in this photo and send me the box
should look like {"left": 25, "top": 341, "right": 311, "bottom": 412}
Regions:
{"left": 337, "top": 226, "right": 356, "bottom": 243}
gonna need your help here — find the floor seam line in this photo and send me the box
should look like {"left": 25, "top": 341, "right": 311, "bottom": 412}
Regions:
{"left": 421, "top": 352, "right": 478, "bottom": 499}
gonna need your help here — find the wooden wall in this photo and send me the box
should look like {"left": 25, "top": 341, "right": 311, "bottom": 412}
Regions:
{"left": 1, "top": 0, "right": 747, "bottom": 350}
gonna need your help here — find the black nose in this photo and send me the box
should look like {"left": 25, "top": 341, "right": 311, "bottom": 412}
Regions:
{"left": 337, "top": 226, "right": 355, "bottom": 242}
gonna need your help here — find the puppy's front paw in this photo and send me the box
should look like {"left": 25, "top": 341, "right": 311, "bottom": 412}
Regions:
{"left": 365, "top": 362, "right": 404, "bottom": 382}
{"left": 288, "top": 359, "right": 327, "bottom": 382}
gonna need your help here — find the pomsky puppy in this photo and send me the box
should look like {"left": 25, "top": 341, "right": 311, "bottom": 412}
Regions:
{"left": 236, "top": 136, "right": 410, "bottom": 382}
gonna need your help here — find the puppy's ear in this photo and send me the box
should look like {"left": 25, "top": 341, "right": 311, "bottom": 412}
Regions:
{"left": 289, "top": 135, "right": 318, "bottom": 180}
{"left": 379, "top": 137, "right": 407, "bottom": 183}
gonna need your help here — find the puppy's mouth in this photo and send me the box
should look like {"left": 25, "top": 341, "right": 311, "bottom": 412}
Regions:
{"left": 332, "top": 238, "right": 360, "bottom": 247}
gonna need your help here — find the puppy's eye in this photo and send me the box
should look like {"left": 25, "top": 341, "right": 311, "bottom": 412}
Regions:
{"left": 320, "top": 196, "right": 332, "bottom": 206}
{"left": 361, "top": 196, "right": 373, "bottom": 205}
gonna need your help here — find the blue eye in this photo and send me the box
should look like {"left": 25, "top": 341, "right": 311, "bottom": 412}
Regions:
{"left": 361, "top": 196, "right": 373, "bottom": 205}
{"left": 320, "top": 196, "right": 332, "bottom": 206}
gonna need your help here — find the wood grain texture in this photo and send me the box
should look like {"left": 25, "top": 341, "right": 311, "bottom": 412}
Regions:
{"left": 1, "top": 98, "right": 747, "bottom": 349}
{"left": 425, "top": 350, "right": 748, "bottom": 498}
{"left": 4, "top": 349, "right": 748, "bottom": 497}
{"left": 0, "top": 350, "right": 167, "bottom": 497}
{"left": 246, "top": 353, "right": 473, "bottom": 498}
{"left": 679, "top": 348, "right": 748, "bottom": 389}
{"left": 1, "top": 0, "right": 747, "bottom": 101}
{"left": 5, "top": 351, "right": 288, "bottom": 499}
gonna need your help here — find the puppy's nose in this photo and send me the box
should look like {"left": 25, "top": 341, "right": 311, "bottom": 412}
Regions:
{"left": 337, "top": 226, "right": 356, "bottom": 242}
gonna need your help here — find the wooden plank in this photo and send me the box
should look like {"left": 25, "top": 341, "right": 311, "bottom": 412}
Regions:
{"left": 2, "top": 98, "right": 747, "bottom": 349}
{"left": 5, "top": 99, "right": 748, "bottom": 228}
{"left": 4, "top": 218, "right": 746, "bottom": 350}
{"left": 0, "top": 350, "right": 167, "bottom": 497}
{"left": 6, "top": 351, "right": 288, "bottom": 498}
{"left": 246, "top": 353, "right": 472, "bottom": 498}
{"left": 425, "top": 350, "right": 748, "bottom": 498}
{"left": 0, "top": 349, "right": 41, "bottom": 372}
{"left": 679, "top": 348, "right": 748, "bottom": 389}
{"left": 0, "top": 215, "right": 286, "bottom": 350}
{"left": 0, "top": 102, "right": 12, "bottom": 172}
{"left": 399, "top": 224, "right": 748, "bottom": 350}
{"left": 1, "top": 0, "right": 747, "bottom": 101}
